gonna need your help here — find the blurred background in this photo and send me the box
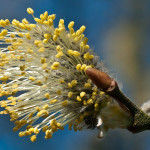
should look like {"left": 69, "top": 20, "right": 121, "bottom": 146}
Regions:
{"left": 0, "top": 0, "right": 150, "bottom": 150}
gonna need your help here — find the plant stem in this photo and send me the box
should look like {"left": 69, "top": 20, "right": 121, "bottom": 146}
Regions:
{"left": 86, "top": 68, "right": 150, "bottom": 133}
{"left": 107, "top": 81, "right": 150, "bottom": 133}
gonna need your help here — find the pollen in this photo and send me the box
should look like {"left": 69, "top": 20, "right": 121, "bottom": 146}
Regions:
{"left": 84, "top": 82, "right": 91, "bottom": 88}
{"left": 87, "top": 99, "right": 93, "bottom": 104}
{"left": 61, "top": 100, "right": 68, "bottom": 106}
{"left": 30, "top": 135, "right": 37, "bottom": 142}
{"left": 29, "top": 76, "right": 35, "bottom": 81}
{"left": 38, "top": 47, "right": 45, "bottom": 53}
{"left": 55, "top": 51, "right": 63, "bottom": 58}
{"left": 51, "top": 62, "right": 60, "bottom": 70}
{"left": 0, "top": 7, "right": 123, "bottom": 142}
{"left": 41, "top": 57, "right": 46, "bottom": 64}
{"left": 44, "top": 33, "right": 51, "bottom": 39}
{"left": 45, "top": 93, "right": 50, "bottom": 99}
{"left": 45, "top": 130, "right": 52, "bottom": 139}
{"left": 84, "top": 52, "right": 94, "bottom": 60}
{"left": 76, "top": 64, "right": 82, "bottom": 71}
{"left": 68, "top": 92, "right": 73, "bottom": 98}
{"left": 80, "top": 92, "right": 86, "bottom": 98}
{"left": 76, "top": 96, "right": 81, "bottom": 101}
{"left": 50, "top": 99, "right": 58, "bottom": 104}
{"left": 25, "top": 33, "right": 31, "bottom": 40}
{"left": 0, "top": 29, "right": 8, "bottom": 36}
{"left": 27, "top": 8, "right": 34, "bottom": 14}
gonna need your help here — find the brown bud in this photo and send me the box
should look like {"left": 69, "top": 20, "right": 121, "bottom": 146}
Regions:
{"left": 86, "top": 68, "right": 112, "bottom": 90}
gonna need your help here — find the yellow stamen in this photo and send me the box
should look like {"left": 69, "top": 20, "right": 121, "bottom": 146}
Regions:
{"left": 27, "top": 8, "right": 34, "bottom": 14}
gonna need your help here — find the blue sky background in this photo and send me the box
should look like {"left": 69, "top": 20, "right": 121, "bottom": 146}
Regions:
{"left": 0, "top": 0, "right": 150, "bottom": 150}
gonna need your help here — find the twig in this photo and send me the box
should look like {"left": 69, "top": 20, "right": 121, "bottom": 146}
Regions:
{"left": 86, "top": 68, "right": 150, "bottom": 133}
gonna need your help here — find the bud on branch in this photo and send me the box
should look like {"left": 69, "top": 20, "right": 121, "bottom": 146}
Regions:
{"left": 86, "top": 68, "right": 150, "bottom": 133}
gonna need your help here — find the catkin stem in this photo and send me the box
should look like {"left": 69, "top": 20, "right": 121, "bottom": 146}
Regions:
{"left": 86, "top": 68, "right": 150, "bottom": 133}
